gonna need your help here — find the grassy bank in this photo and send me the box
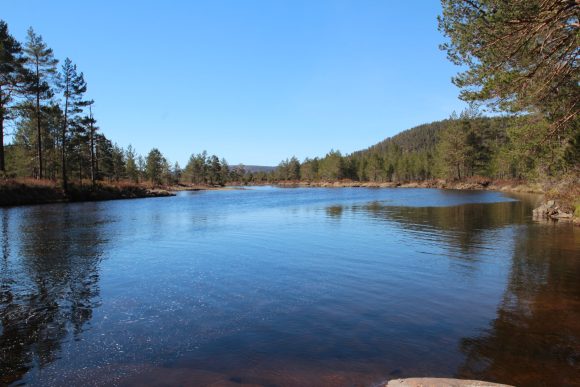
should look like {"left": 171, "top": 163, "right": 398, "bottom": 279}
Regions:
{"left": 273, "top": 177, "right": 543, "bottom": 193}
{"left": 0, "top": 179, "right": 174, "bottom": 207}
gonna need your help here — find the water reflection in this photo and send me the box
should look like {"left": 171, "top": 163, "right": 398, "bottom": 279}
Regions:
{"left": 323, "top": 199, "right": 531, "bottom": 276}
{"left": 458, "top": 224, "right": 580, "bottom": 386}
{"left": 325, "top": 205, "right": 344, "bottom": 219}
{"left": 0, "top": 204, "right": 107, "bottom": 385}
{"left": 323, "top": 198, "right": 579, "bottom": 385}
{"left": 0, "top": 189, "right": 578, "bottom": 387}
{"left": 1, "top": 211, "right": 9, "bottom": 261}
{"left": 353, "top": 200, "right": 530, "bottom": 250}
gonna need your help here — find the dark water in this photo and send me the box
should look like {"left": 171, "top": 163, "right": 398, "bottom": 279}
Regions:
{"left": 0, "top": 187, "right": 578, "bottom": 386}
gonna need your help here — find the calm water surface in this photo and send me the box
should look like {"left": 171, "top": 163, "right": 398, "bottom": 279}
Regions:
{"left": 0, "top": 187, "right": 578, "bottom": 386}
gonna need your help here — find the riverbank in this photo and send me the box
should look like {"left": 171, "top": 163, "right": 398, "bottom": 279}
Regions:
{"left": 2, "top": 178, "right": 577, "bottom": 224}
{"left": 0, "top": 179, "right": 248, "bottom": 207}
{"left": 0, "top": 179, "right": 174, "bottom": 207}
{"left": 271, "top": 177, "right": 579, "bottom": 224}
{"left": 274, "top": 178, "right": 543, "bottom": 193}
{"left": 168, "top": 184, "right": 242, "bottom": 192}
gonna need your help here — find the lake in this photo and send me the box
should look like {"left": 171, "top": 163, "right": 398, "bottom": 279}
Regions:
{"left": 0, "top": 187, "right": 578, "bottom": 386}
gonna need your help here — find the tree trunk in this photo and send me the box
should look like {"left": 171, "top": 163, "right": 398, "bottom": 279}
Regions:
{"left": 35, "top": 63, "right": 43, "bottom": 180}
{"left": 36, "top": 94, "right": 43, "bottom": 179}
{"left": 95, "top": 141, "right": 99, "bottom": 180}
{"left": 0, "top": 87, "right": 5, "bottom": 174}
{"left": 90, "top": 107, "right": 95, "bottom": 186}
{"left": 0, "top": 114, "right": 4, "bottom": 175}
{"left": 53, "top": 135, "right": 58, "bottom": 180}
{"left": 62, "top": 98, "right": 68, "bottom": 193}
{"left": 90, "top": 129, "right": 95, "bottom": 185}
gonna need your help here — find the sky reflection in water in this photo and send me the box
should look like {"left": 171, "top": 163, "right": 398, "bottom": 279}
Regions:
{"left": 0, "top": 188, "right": 578, "bottom": 386}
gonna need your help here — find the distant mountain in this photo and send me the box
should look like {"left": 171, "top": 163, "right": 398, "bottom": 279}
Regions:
{"left": 239, "top": 165, "right": 276, "bottom": 173}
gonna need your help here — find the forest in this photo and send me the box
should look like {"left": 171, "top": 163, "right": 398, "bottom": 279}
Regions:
{"left": 0, "top": 21, "right": 247, "bottom": 190}
{"left": 272, "top": 112, "right": 578, "bottom": 183}
{"left": 274, "top": 0, "right": 579, "bottom": 187}
{"left": 1, "top": 0, "right": 578, "bottom": 194}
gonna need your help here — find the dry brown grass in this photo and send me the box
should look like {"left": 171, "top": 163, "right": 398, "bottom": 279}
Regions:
{"left": 0, "top": 178, "right": 172, "bottom": 206}
{"left": 463, "top": 175, "right": 494, "bottom": 186}
{"left": 0, "top": 177, "right": 58, "bottom": 188}
{"left": 0, "top": 178, "right": 64, "bottom": 206}
{"left": 105, "top": 180, "right": 148, "bottom": 189}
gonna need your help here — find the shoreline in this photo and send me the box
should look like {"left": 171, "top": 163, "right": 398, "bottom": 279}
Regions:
{"left": 0, "top": 180, "right": 176, "bottom": 207}
{"left": 0, "top": 180, "right": 246, "bottom": 208}
{"left": 271, "top": 179, "right": 544, "bottom": 193}
{"left": 244, "top": 179, "right": 579, "bottom": 224}
{"left": 2, "top": 179, "right": 577, "bottom": 224}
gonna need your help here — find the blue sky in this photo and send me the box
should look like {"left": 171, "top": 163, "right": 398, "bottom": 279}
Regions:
{"left": 3, "top": 1, "right": 467, "bottom": 166}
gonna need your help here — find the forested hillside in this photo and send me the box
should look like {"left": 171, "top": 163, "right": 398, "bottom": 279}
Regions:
{"left": 274, "top": 0, "right": 579, "bottom": 187}
{"left": 273, "top": 112, "right": 577, "bottom": 183}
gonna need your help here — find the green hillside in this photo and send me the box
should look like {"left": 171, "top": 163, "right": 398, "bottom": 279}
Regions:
{"left": 274, "top": 114, "right": 577, "bottom": 183}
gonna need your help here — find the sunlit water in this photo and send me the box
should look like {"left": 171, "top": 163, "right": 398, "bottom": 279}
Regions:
{"left": 1, "top": 187, "right": 578, "bottom": 386}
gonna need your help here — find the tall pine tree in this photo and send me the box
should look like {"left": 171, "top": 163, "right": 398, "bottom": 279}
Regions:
{"left": 0, "top": 20, "right": 27, "bottom": 174}
{"left": 23, "top": 28, "right": 58, "bottom": 179}
{"left": 57, "top": 58, "right": 88, "bottom": 191}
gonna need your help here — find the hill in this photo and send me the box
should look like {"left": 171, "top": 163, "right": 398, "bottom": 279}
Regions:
{"left": 243, "top": 165, "right": 276, "bottom": 173}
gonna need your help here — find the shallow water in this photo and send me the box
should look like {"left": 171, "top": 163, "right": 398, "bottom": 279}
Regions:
{"left": 0, "top": 187, "right": 578, "bottom": 386}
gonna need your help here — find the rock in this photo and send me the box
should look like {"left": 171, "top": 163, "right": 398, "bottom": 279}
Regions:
{"left": 551, "top": 211, "right": 573, "bottom": 219}
{"left": 533, "top": 205, "right": 547, "bottom": 215}
{"left": 533, "top": 198, "right": 576, "bottom": 221}
{"left": 384, "top": 378, "right": 513, "bottom": 387}
{"left": 533, "top": 200, "right": 562, "bottom": 218}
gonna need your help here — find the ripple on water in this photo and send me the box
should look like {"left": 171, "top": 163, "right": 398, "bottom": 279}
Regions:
{"left": 1, "top": 188, "right": 578, "bottom": 386}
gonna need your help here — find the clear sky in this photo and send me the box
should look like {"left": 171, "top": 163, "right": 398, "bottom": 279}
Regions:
{"left": 3, "top": 0, "right": 467, "bottom": 166}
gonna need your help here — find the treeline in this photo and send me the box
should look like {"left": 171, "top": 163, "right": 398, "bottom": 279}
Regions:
{"left": 272, "top": 112, "right": 578, "bottom": 183}
{"left": 276, "top": 0, "right": 580, "bottom": 185}
{"left": 274, "top": 0, "right": 580, "bottom": 185}
{"left": 0, "top": 21, "right": 254, "bottom": 188}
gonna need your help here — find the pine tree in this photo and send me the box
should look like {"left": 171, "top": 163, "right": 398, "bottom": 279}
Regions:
{"left": 219, "top": 158, "right": 229, "bottom": 184}
{"left": 56, "top": 58, "right": 88, "bottom": 191}
{"left": 287, "top": 156, "right": 301, "bottom": 180}
{"left": 111, "top": 144, "right": 125, "bottom": 181}
{"left": 145, "top": 148, "right": 164, "bottom": 185}
{"left": 436, "top": 121, "right": 471, "bottom": 180}
{"left": 319, "top": 150, "right": 344, "bottom": 180}
{"left": 173, "top": 161, "right": 182, "bottom": 184}
{"left": 125, "top": 145, "right": 139, "bottom": 183}
{"left": 438, "top": 0, "right": 579, "bottom": 174}
{"left": 23, "top": 28, "right": 58, "bottom": 179}
{"left": 0, "top": 20, "right": 27, "bottom": 174}
{"left": 209, "top": 155, "right": 222, "bottom": 185}
{"left": 84, "top": 101, "right": 98, "bottom": 184}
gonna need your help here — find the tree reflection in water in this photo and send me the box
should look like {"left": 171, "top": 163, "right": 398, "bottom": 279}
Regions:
{"left": 458, "top": 223, "right": 580, "bottom": 386}
{"left": 0, "top": 203, "right": 107, "bottom": 385}
{"left": 348, "top": 199, "right": 529, "bottom": 264}
{"left": 341, "top": 198, "right": 579, "bottom": 385}
{"left": 0, "top": 193, "right": 577, "bottom": 387}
